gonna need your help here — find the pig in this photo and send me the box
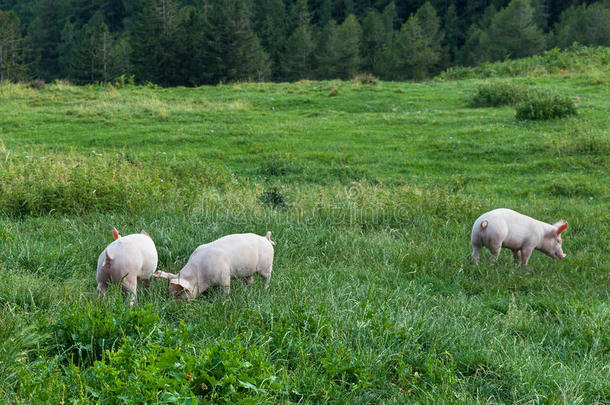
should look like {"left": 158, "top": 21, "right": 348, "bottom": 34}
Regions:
{"left": 471, "top": 208, "right": 568, "bottom": 266}
{"left": 154, "top": 232, "right": 275, "bottom": 300}
{"left": 96, "top": 227, "right": 158, "bottom": 303}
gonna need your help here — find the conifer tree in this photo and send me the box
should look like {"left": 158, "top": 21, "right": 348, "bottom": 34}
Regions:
{"left": 414, "top": 2, "right": 444, "bottom": 74}
{"left": 483, "top": 0, "right": 546, "bottom": 61}
{"left": 256, "top": 0, "right": 288, "bottom": 79}
{"left": 442, "top": 3, "right": 460, "bottom": 64}
{"left": 131, "top": 0, "right": 185, "bottom": 85}
{"left": 0, "top": 10, "right": 28, "bottom": 81}
{"left": 458, "top": 4, "right": 496, "bottom": 66}
{"left": 27, "top": 0, "right": 71, "bottom": 80}
{"left": 202, "top": 0, "right": 271, "bottom": 83}
{"left": 316, "top": 14, "right": 362, "bottom": 79}
{"left": 554, "top": 2, "right": 610, "bottom": 48}
{"left": 361, "top": 10, "right": 386, "bottom": 74}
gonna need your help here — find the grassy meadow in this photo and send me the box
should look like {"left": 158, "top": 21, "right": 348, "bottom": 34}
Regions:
{"left": 0, "top": 53, "right": 609, "bottom": 403}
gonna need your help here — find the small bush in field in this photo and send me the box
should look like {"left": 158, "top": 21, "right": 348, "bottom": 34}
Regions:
{"left": 259, "top": 187, "right": 288, "bottom": 208}
{"left": 469, "top": 82, "right": 526, "bottom": 107}
{"left": 351, "top": 73, "right": 379, "bottom": 85}
{"left": 29, "top": 80, "right": 46, "bottom": 90}
{"left": 515, "top": 91, "right": 577, "bottom": 120}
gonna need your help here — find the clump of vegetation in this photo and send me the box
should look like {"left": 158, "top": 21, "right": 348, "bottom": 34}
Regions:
{"left": 80, "top": 336, "right": 282, "bottom": 403}
{"left": 260, "top": 156, "right": 290, "bottom": 176}
{"left": 52, "top": 300, "right": 159, "bottom": 365}
{"left": 328, "top": 86, "right": 339, "bottom": 97}
{"left": 469, "top": 82, "right": 526, "bottom": 107}
{"left": 515, "top": 91, "right": 577, "bottom": 120}
{"left": 259, "top": 187, "right": 288, "bottom": 208}
{"left": 351, "top": 73, "right": 379, "bottom": 85}
{"left": 439, "top": 45, "right": 610, "bottom": 80}
{"left": 29, "top": 80, "right": 46, "bottom": 90}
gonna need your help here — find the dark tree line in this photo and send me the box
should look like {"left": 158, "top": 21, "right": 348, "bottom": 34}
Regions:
{"left": 1, "top": 0, "right": 609, "bottom": 85}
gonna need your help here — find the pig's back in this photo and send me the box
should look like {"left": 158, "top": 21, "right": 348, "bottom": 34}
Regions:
{"left": 105, "top": 234, "right": 158, "bottom": 278}
{"left": 198, "top": 233, "right": 271, "bottom": 269}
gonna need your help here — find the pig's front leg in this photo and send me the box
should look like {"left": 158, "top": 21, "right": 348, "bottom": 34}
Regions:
{"left": 221, "top": 273, "right": 231, "bottom": 295}
{"left": 245, "top": 275, "right": 254, "bottom": 285}
{"left": 141, "top": 277, "right": 152, "bottom": 288}
{"left": 521, "top": 246, "right": 534, "bottom": 267}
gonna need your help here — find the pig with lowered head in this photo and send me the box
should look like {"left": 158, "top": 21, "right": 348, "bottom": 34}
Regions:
{"left": 96, "top": 228, "right": 158, "bottom": 303}
{"left": 155, "top": 232, "right": 275, "bottom": 300}
{"left": 471, "top": 208, "right": 567, "bottom": 266}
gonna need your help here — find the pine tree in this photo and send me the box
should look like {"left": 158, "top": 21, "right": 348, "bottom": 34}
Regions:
{"left": 0, "top": 10, "right": 28, "bottom": 81}
{"left": 378, "top": 6, "right": 441, "bottom": 80}
{"left": 282, "top": 24, "right": 315, "bottom": 80}
{"left": 360, "top": 10, "right": 385, "bottom": 74}
{"left": 256, "top": 0, "right": 288, "bottom": 79}
{"left": 457, "top": 4, "right": 496, "bottom": 66}
{"left": 442, "top": 3, "right": 460, "bottom": 64}
{"left": 414, "top": 2, "right": 444, "bottom": 74}
{"left": 381, "top": 1, "right": 397, "bottom": 32}
{"left": 483, "top": 0, "right": 546, "bottom": 61}
{"left": 202, "top": 0, "right": 271, "bottom": 83}
{"left": 554, "top": 3, "right": 610, "bottom": 48}
{"left": 27, "top": 0, "right": 71, "bottom": 80}
{"left": 316, "top": 14, "right": 362, "bottom": 79}
{"left": 131, "top": 0, "right": 182, "bottom": 85}
{"left": 64, "top": 12, "right": 130, "bottom": 83}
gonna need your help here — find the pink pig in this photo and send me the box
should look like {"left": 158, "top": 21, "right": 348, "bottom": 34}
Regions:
{"left": 154, "top": 232, "right": 275, "bottom": 300}
{"left": 96, "top": 228, "right": 158, "bottom": 303}
{"left": 471, "top": 208, "right": 568, "bottom": 266}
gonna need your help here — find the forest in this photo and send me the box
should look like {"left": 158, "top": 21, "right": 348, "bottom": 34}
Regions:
{"left": 0, "top": 0, "right": 609, "bottom": 85}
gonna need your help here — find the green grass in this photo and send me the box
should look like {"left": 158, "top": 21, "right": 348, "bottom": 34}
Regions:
{"left": 0, "top": 63, "right": 609, "bottom": 403}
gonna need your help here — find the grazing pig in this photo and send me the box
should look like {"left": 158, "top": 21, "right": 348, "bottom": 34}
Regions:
{"left": 154, "top": 232, "right": 275, "bottom": 300}
{"left": 96, "top": 228, "right": 158, "bottom": 303}
{"left": 471, "top": 208, "right": 567, "bottom": 266}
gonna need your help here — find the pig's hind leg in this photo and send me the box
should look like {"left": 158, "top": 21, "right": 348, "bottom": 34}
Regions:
{"left": 471, "top": 230, "right": 483, "bottom": 263}
{"left": 121, "top": 273, "right": 138, "bottom": 305}
{"left": 488, "top": 243, "right": 502, "bottom": 263}
{"left": 260, "top": 265, "right": 272, "bottom": 289}
{"left": 471, "top": 244, "right": 482, "bottom": 263}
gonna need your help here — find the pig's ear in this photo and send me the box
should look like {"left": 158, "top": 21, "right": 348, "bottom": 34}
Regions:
{"left": 112, "top": 228, "right": 120, "bottom": 240}
{"left": 170, "top": 278, "right": 194, "bottom": 295}
{"left": 154, "top": 270, "right": 178, "bottom": 280}
{"left": 140, "top": 230, "right": 150, "bottom": 237}
{"left": 555, "top": 221, "right": 568, "bottom": 235}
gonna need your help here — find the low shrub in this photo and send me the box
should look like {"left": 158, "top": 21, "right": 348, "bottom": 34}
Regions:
{"left": 351, "top": 73, "right": 379, "bottom": 85}
{"left": 29, "top": 80, "right": 46, "bottom": 90}
{"left": 469, "top": 82, "right": 526, "bottom": 107}
{"left": 259, "top": 186, "right": 288, "bottom": 208}
{"left": 515, "top": 91, "right": 577, "bottom": 120}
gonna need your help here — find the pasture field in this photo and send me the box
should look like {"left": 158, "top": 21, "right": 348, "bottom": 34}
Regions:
{"left": 0, "top": 60, "right": 609, "bottom": 402}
